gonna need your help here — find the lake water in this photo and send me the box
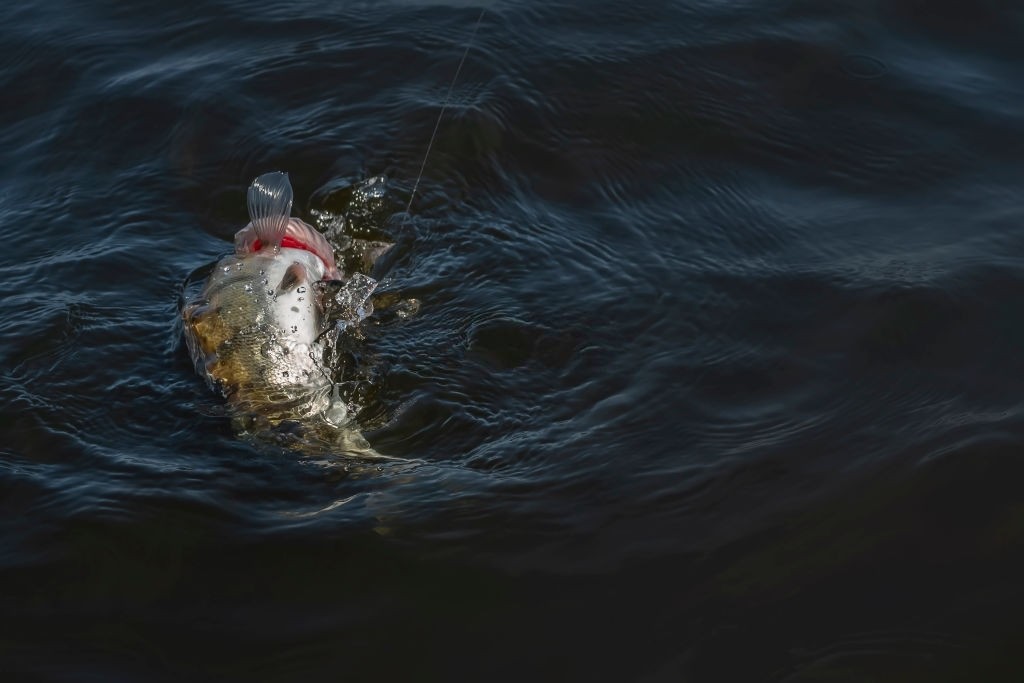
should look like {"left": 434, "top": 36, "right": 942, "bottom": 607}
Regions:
{"left": 3, "top": 1, "right": 1024, "bottom": 679}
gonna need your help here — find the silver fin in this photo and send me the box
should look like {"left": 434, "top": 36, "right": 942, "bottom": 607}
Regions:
{"left": 247, "top": 172, "right": 293, "bottom": 249}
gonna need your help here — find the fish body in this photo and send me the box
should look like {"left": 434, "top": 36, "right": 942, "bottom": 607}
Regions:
{"left": 183, "top": 173, "right": 340, "bottom": 426}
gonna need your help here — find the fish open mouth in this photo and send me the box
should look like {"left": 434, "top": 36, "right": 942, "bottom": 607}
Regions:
{"left": 233, "top": 172, "right": 342, "bottom": 280}
{"left": 236, "top": 217, "right": 341, "bottom": 280}
{"left": 254, "top": 234, "right": 312, "bottom": 253}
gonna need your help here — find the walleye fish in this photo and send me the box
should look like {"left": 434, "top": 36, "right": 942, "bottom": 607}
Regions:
{"left": 183, "top": 172, "right": 347, "bottom": 433}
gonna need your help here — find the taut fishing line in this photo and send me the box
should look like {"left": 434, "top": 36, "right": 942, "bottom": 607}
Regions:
{"left": 404, "top": 7, "right": 488, "bottom": 222}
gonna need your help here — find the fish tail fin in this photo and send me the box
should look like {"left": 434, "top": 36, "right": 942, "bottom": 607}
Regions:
{"left": 246, "top": 171, "right": 293, "bottom": 249}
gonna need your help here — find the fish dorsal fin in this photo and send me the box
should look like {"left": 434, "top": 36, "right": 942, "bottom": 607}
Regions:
{"left": 247, "top": 172, "right": 293, "bottom": 249}
{"left": 276, "top": 262, "right": 308, "bottom": 295}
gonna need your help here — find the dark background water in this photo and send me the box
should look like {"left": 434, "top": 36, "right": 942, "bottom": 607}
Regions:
{"left": 3, "top": 0, "right": 1024, "bottom": 679}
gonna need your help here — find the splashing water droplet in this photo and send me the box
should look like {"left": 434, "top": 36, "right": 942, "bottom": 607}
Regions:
{"left": 395, "top": 298, "right": 421, "bottom": 320}
{"left": 324, "top": 383, "right": 349, "bottom": 426}
{"left": 333, "top": 273, "right": 378, "bottom": 325}
{"left": 353, "top": 175, "right": 387, "bottom": 200}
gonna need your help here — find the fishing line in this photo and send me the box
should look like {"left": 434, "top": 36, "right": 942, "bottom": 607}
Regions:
{"left": 323, "top": 10, "right": 486, "bottom": 408}
{"left": 404, "top": 7, "right": 487, "bottom": 220}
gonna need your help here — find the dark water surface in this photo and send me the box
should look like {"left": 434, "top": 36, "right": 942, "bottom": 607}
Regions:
{"left": 4, "top": 0, "right": 1024, "bottom": 679}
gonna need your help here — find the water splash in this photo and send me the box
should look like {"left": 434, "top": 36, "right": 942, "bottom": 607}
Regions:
{"left": 352, "top": 175, "right": 387, "bottom": 201}
{"left": 332, "top": 273, "right": 378, "bottom": 332}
